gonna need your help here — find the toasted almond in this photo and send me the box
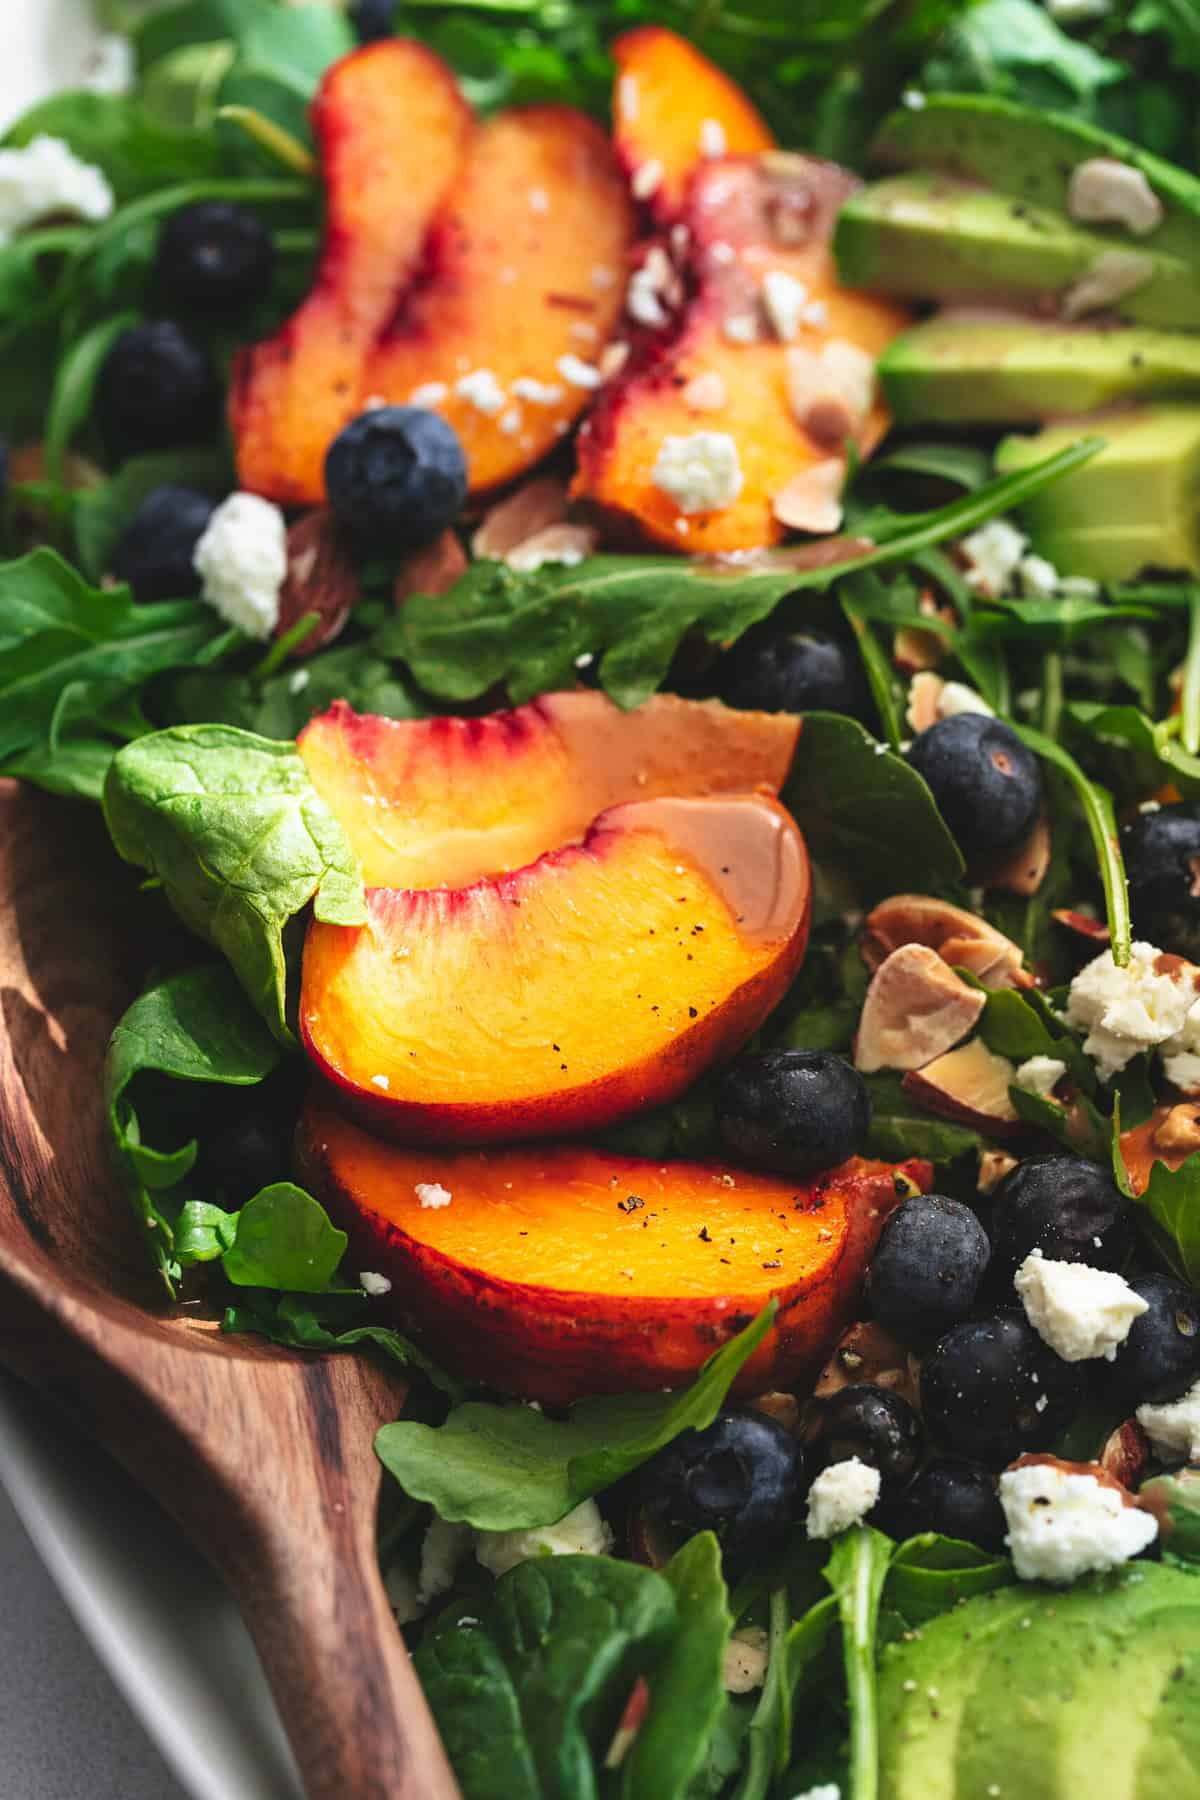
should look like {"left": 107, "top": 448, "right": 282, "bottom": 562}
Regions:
{"left": 862, "top": 894, "right": 1031, "bottom": 991}
{"left": 1099, "top": 1420, "right": 1151, "bottom": 1489}
{"left": 393, "top": 529, "right": 468, "bottom": 606}
{"left": 978, "top": 1148, "right": 1019, "bottom": 1194}
{"left": 505, "top": 522, "right": 598, "bottom": 572}
{"left": 471, "top": 475, "right": 570, "bottom": 560}
{"left": 771, "top": 459, "right": 844, "bottom": 534}
{"left": 276, "top": 508, "right": 358, "bottom": 657}
{"left": 895, "top": 629, "right": 944, "bottom": 679}
{"left": 905, "top": 669, "right": 945, "bottom": 730}
{"left": 854, "top": 943, "right": 986, "bottom": 1073}
{"left": 903, "top": 1037, "right": 1021, "bottom": 1133}
{"left": 812, "top": 1320, "right": 920, "bottom": 1412}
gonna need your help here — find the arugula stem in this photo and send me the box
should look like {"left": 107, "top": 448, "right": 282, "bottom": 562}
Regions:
{"left": 841, "top": 1530, "right": 881, "bottom": 1800}
{"left": 1014, "top": 723, "right": 1132, "bottom": 965}
{"left": 251, "top": 612, "right": 319, "bottom": 678}
{"left": 217, "top": 107, "right": 318, "bottom": 178}
{"left": 1182, "top": 595, "right": 1200, "bottom": 757}
{"left": 1040, "top": 650, "right": 1064, "bottom": 741}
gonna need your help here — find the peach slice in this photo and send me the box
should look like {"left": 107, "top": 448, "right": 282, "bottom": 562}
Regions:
{"left": 297, "top": 1098, "right": 930, "bottom": 1402}
{"left": 230, "top": 42, "right": 473, "bottom": 506}
{"left": 572, "top": 154, "right": 910, "bottom": 552}
{"left": 611, "top": 26, "right": 775, "bottom": 222}
{"left": 297, "top": 690, "right": 801, "bottom": 889}
{"left": 361, "top": 107, "right": 635, "bottom": 494}
{"left": 300, "top": 792, "right": 811, "bottom": 1145}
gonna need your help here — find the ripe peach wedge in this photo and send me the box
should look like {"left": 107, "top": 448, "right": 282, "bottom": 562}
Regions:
{"left": 611, "top": 26, "right": 776, "bottom": 222}
{"left": 297, "top": 691, "right": 801, "bottom": 889}
{"left": 297, "top": 1099, "right": 931, "bottom": 1402}
{"left": 300, "top": 792, "right": 811, "bottom": 1144}
{"left": 230, "top": 41, "right": 473, "bottom": 505}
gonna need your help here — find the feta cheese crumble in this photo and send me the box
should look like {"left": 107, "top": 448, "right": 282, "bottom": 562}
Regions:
{"left": 415, "top": 1182, "right": 453, "bottom": 1210}
{"left": 786, "top": 339, "right": 876, "bottom": 440}
{"left": 1062, "top": 248, "right": 1153, "bottom": 320}
{"left": 359, "top": 1270, "right": 392, "bottom": 1297}
{"left": 474, "top": 1499, "right": 613, "bottom": 1577}
{"left": 1014, "top": 1055, "right": 1067, "bottom": 1099}
{"left": 511, "top": 376, "right": 564, "bottom": 406}
{"left": 1017, "top": 553, "right": 1061, "bottom": 599}
{"left": 1066, "top": 942, "right": 1195, "bottom": 1080}
{"left": 960, "top": 518, "right": 1028, "bottom": 597}
{"left": 84, "top": 34, "right": 136, "bottom": 97}
{"left": 409, "top": 381, "right": 448, "bottom": 407}
{"left": 792, "top": 1788, "right": 840, "bottom": 1800}
{"left": 1014, "top": 1250, "right": 1147, "bottom": 1362}
{"left": 0, "top": 135, "right": 114, "bottom": 246}
{"left": 651, "top": 431, "right": 744, "bottom": 514}
{"left": 999, "top": 1461, "right": 1157, "bottom": 1582}
{"left": 761, "top": 269, "right": 808, "bottom": 342}
{"left": 1067, "top": 158, "right": 1164, "bottom": 237}
{"left": 1138, "top": 1377, "right": 1200, "bottom": 1464}
{"left": 192, "top": 492, "right": 287, "bottom": 640}
{"left": 456, "top": 368, "right": 507, "bottom": 415}
{"left": 806, "top": 1456, "right": 881, "bottom": 1538}
{"left": 557, "top": 353, "right": 603, "bottom": 389}
{"left": 418, "top": 1517, "right": 471, "bottom": 1604}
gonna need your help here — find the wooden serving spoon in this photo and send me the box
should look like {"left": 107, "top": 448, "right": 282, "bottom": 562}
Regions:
{"left": 0, "top": 782, "right": 460, "bottom": 1800}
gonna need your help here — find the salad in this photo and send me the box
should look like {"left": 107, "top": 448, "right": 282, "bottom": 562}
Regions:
{"left": 8, "top": 0, "right": 1200, "bottom": 1794}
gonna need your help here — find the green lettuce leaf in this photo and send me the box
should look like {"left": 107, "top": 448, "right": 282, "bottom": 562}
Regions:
{"left": 621, "top": 1534, "right": 731, "bottom": 1800}
{"left": 220, "top": 1181, "right": 347, "bottom": 1291}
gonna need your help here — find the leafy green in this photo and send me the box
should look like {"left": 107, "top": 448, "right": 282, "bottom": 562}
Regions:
{"left": 72, "top": 447, "right": 233, "bottom": 581}
{"left": 1128, "top": 1153, "right": 1200, "bottom": 1286}
{"left": 4, "top": 91, "right": 227, "bottom": 199}
{"left": 732, "top": 1587, "right": 837, "bottom": 1800}
{"left": 161, "top": 631, "right": 426, "bottom": 739}
{"left": 223, "top": 1290, "right": 463, "bottom": 1398}
{"left": 375, "top": 1304, "right": 776, "bottom": 1531}
{"left": 979, "top": 986, "right": 1094, "bottom": 1092}
{"left": 882, "top": 1534, "right": 1013, "bottom": 1629}
{"left": 220, "top": 1181, "right": 347, "bottom": 1291}
{"left": 862, "top": 1074, "right": 986, "bottom": 1162}
{"left": 824, "top": 1527, "right": 897, "bottom": 1800}
{"left": 102, "top": 724, "right": 366, "bottom": 1041}
{"left": 1014, "top": 723, "right": 1132, "bottom": 966}
{"left": 1, "top": 736, "right": 117, "bottom": 802}
{"left": 415, "top": 1555, "right": 677, "bottom": 1800}
{"left": 621, "top": 1534, "right": 730, "bottom": 1800}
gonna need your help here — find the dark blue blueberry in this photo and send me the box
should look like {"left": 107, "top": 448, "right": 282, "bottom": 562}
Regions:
{"left": 921, "top": 1313, "right": 1085, "bottom": 1465}
{"left": 95, "top": 322, "right": 222, "bottom": 456}
{"left": 324, "top": 406, "right": 467, "bottom": 551}
{"left": 866, "top": 1194, "right": 990, "bottom": 1348}
{"left": 725, "top": 625, "right": 869, "bottom": 718}
{"left": 988, "top": 1154, "right": 1132, "bottom": 1291}
{"left": 905, "top": 713, "right": 1042, "bottom": 858}
{"left": 155, "top": 202, "right": 275, "bottom": 314}
{"left": 110, "top": 485, "right": 216, "bottom": 602}
{"left": 636, "top": 1411, "right": 806, "bottom": 1572}
{"left": 817, "top": 1384, "right": 922, "bottom": 1490}
{"left": 715, "top": 1049, "right": 870, "bottom": 1177}
{"left": 349, "top": 0, "right": 396, "bottom": 40}
{"left": 1108, "top": 1272, "right": 1200, "bottom": 1408}
{"left": 1121, "top": 803, "right": 1200, "bottom": 961}
{"left": 881, "top": 1458, "right": 1006, "bottom": 1551}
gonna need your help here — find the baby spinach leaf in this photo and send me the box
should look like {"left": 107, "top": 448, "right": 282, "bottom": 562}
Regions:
{"left": 0, "top": 736, "right": 116, "bottom": 802}
{"left": 415, "top": 1555, "right": 677, "bottom": 1800}
{"left": 174, "top": 1199, "right": 238, "bottom": 1264}
{"left": 220, "top": 1181, "right": 347, "bottom": 1292}
{"left": 622, "top": 1534, "right": 730, "bottom": 1800}
{"left": 979, "top": 987, "right": 1095, "bottom": 1093}
{"left": 1130, "top": 1154, "right": 1200, "bottom": 1287}
{"left": 882, "top": 1534, "right": 1013, "bottom": 1629}
{"left": 375, "top": 1303, "right": 776, "bottom": 1531}
{"left": 223, "top": 1290, "right": 463, "bottom": 1399}
{"left": 103, "top": 724, "right": 366, "bottom": 1041}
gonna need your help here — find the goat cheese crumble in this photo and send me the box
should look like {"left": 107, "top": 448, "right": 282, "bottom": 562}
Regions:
{"left": 960, "top": 517, "right": 1028, "bottom": 597}
{"left": 192, "top": 492, "right": 288, "bottom": 639}
{"left": 999, "top": 1462, "right": 1157, "bottom": 1582}
{"left": 418, "top": 1517, "right": 471, "bottom": 1605}
{"left": 1138, "top": 1378, "right": 1200, "bottom": 1464}
{"left": 359, "top": 1271, "right": 392, "bottom": 1297}
{"left": 651, "top": 431, "right": 744, "bottom": 514}
{"left": 1014, "top": 1055, "right": 1067, "bottom": 1099}
{"left": 415, "top": 1182, "right": 453, "bottom": 1210}
{"left": 0, "top": 134, "right": 114, "bottom": 247}
{"left": 806, "top": 1457, "right": 881, "bottom": 1538}
{"left": 456, "top": 368, "right": 507, "bottom": 415}
{"left": 1065, "top": 942, "right": 1196, "bottom": 1080}
{"left": 1014, "top": 1250, "right": 1147, "bottom": 1362}
{"left": 474, "top": 1499, "right": 613, "bottom": 1577}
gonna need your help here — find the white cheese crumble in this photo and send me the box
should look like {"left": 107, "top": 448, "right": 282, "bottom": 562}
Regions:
{"left": 1066, "top": 942, "right": 1195, "bottom": 1080}
{"left": 474, "top": 1499, "right": 613, "bottom": 1577}
{"left": 761, "top": 269, "right": 809, "bottom": 342}
{"left": 409, "top": 381, "right": 448, "bottom": 407}
{"left": 456, "top": 369, "right": 507, "bottom": 415}
{"left": 1138, "top": 1377, "right": 1200, "bottom": 1463}
{"left": 417, "top": 1517, "right": 471, "bottom": 1604}
{"left": 999, "top": 1462, "right": 1156, "bottom": 1582}
{"left": 192, "top": 492, "right": 287, "bottom": 640}
{"left": 937, "top": 680, "right": 994, "bottom": 719}
{"left": 627, "top": 263, "right": 672, "bottom": 329}
{"left": 631, "top": 158, "right": 664, "bottom": 201}
{"left": 960, "top": 517, "right": 1028, "bottom": 597}
{"left": 0, "top": 135, "right": 114, "bottom": 247}
{"left": 359, "top": 1270, "right": 392, "bottom": 1297}
{"left": 511, "top": 376, "right": 564, "bottom": 406}
{"left": 84, "top": 34, "right": 136, "bottom": 96}
{"left": 786, "top": 339, "right": 876, "bottom": 439}
{"left": 792, "top": 1788, "right": 840, "bottom": 1800}
{"left": 806, "top": 1457, "right": 881, "bottom": 1538}
{"left": 415, "top": 1182, "right": 453, "bottom": 1210}
{"left": 557, "top": 353, "right": 603, "bottom": 389}
{"left": 1014, "top": 1249, "right": 1147, "bottom": 1362}
{"left": 1017, "top": 553, "right": 1061, "bottom": 599}
{"left": 651, "top": 431, "right": 744, "bottom": 514}
{"left": 722, "top": 1626, "right": 769, "bottom": 1693}
{"left": 699, "top": 117, "right": 728, "bottom": 158}
{"left": 1067, "top": 158, "right": 1164, "bottom": 237}
{"left": 1015, "top": 1055, "right": 1067, "bottom": 1099}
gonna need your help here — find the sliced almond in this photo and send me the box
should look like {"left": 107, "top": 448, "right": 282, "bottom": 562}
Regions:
{"left": 471, "top": 475, "right": 569, "bottom": 560}
{"left": 978, "top": 1148, "right": 1019, "bottom": 1194}
{"left": 1100, "top": 1419, "right": 1151, "bottom": 1489}
{"left": 903, "top": 1037, "right": 1021, "bottom": 1134}
{"left": 276, "top": 508, "right": 358, "bottom": 657}
{"left": 505, "top": 522, "right": 598, "bottom": 572}
{"left": 1052, "top": 907, "right": 1110, "bottom": 944}
{"left": 771, "top": 459, "right": 844, "bottom": 534}
{"left": 895, "top": 630, "right": 944, "bottom": 679}
{"left": 862, "top": 894, "right": 1031, "bottom": 991}
{"left": 393, "top": 529, "right": 468, "bottom": 606}
{"left": 811, "top": 1320, "right": 920, "bottom": 1412}
{"left": 854, "top": 943, "right": 986, "bottom": 1073}
{"left": 905, "top": 669, "right": 945, "bottom": 730}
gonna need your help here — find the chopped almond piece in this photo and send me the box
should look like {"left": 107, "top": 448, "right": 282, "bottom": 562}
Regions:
{"left": 854, "top": 944, "right": 986, "bottom": 1073}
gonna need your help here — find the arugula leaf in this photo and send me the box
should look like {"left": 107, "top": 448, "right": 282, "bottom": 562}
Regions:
{"left": 863, "top": 1074, "right": 985, "bottom": 1162}
{"left": 415, "top": 1555, "right": 677, "bottom": 1800}
{"left": 882, "top": 1533, "right": 1013, "bottom": 1629}
{"left": 220, "top": 1181, "right": 347, "bottom": 1291}
{"left": 224, "top": 1290, "right": 463, "bottom": 1399}
{"left": 621, "top": 1534, "right": 730, "bottom": 1800}
{"left": 1014, "top": 723, "right": 1132, "bottom": 966}
{"left": 374, "top": 1303, "right": 776, "bottom": 1531}
{"left": 102, "top": 724, "right": 366, "bottom": 1041}
{"left": 919, "top": 0, "right": 1126, "bottom": 115}
{"left": 44, "top": 311, "right": 140, "bottom": 482}
{"left": 4, "top": 92, "right": 227, "bottom": 198}
{"left": 823, "top": 1527, "right": 897, "bottom": 1800}
{"left": 1129, "top": 1154, "right": 1200, "bottom": 1286}
{"left": 161, "top": 632, "right": 426, "bottom": 739}
{"left": 732, "top": 1587, "right": 837, "bottom": 1800}
{"left": 979, "top": 986, "right": 1095, "bottom": 1093}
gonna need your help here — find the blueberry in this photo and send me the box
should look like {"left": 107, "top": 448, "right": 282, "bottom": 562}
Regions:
{"left": 110, "top": 485, "right": 216, "bottom": 602}
{"left": 866, "top": 1195, "right": 991, "bottom": 1348}
{"left": 349, "top": 0, "right": 395, "bottom": 40}
{"left": 904, "top": 713, "right": 1042, "bottom": 859}
{"left": 921, "top": 1313, "right": 1086, "bottom": 1465}
{"left": 155, "top": 202, "right": 275, "bottom": 315}
{"left": 881, "top": 1458, "right": 1006, "bottom": 1552}
{"left": 1121, "top": 803, "right": 1200, "bottom": 961}
{"left": 724, "top": 626, "right": 869, "bottom": 718}
{"left": 714, "top": 1050, "right": 870, "bottom": 1177}
{"left": 95, "top": 322, "right": 222, "bottom": 457}
{"left": 988, "top": 1154, "right": 1133, "bottom": 1291}
{"left": 324, "top": 407, "right": 467, "bottom": 552}
{"left": 817, "top": 1385, "right": 922, "bottom": 1490}
{"left": 636, "top": 1410, "right": 806, "bottom": 1572}
{"left": 1108, "top": 1272, "right": 1200, "bottom": 1408}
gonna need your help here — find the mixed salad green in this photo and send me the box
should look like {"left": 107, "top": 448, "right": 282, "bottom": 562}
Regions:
{"left": 10, "top": 1, "right": 1200, "bottom": 1796}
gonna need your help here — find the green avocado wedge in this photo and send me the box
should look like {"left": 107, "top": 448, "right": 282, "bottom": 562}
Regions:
{"left": 878, "top": 1563, "right": 1200, "bottom": 1800}
{"left": 880, "top": 314, "right": 1200, "bottom": 425}
{"left": 834, "top": 174, "right": 1198, "bottom": 328}
{"left": 872, "top": 94, "right": 1200, "bottom": 268}
{"left": 995, "top": 402, "right": 1200, "bottom": 580}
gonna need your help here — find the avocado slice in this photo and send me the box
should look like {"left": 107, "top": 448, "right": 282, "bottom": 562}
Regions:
{"left": 880, "top": 314, "right": 1200, "bottom": 425}
{"left": 879, "top": 1562, "right": 1200, "bottom": 1799}
{"left": 872, "top": 94, "right": 1200, "bottom": 268}
{"left": 834, "top": 174, "right": 1198, "bottom": 329}
{"left": 994, "top": 403, "right": 1200, "bottom": 580}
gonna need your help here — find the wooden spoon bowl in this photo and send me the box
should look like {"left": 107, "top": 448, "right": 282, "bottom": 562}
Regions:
{"left": 0, "top": 781, "right": 459, "bottom": 1800}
